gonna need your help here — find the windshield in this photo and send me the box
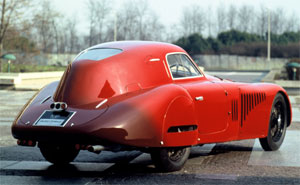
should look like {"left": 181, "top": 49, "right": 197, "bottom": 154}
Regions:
{"left": 75, "top": 48, "right": 122, "bottom": 61}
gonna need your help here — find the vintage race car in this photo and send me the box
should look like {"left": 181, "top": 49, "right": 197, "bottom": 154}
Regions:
{"left": 12, "top": 41, "right": 292, "bottom": 172}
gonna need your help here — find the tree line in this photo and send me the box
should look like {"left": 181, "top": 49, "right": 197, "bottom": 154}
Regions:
{"left": 1, "top": 0, "right": 299, "bottom": 59}
{"left": 175, "top": 30, "right": 300, "bottom": 58}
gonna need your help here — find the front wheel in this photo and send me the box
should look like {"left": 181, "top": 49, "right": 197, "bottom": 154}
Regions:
{"left": 39, "top": 143, "right": 79, "bottom": 165}
{"left": 150, "top": 147, "right": 190, "bottom": 172}
{"left": 259, "top": 93, "right": 287, "bottom": 151}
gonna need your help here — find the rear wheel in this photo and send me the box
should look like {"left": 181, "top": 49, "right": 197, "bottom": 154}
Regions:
{"left": 259, "top": 93, "right": 287, "bottom": 151}
{"left": 151, "top": 147, "right": 190, "bottom": 172}
{"left": 39, "top": 143, "right": 79, "bottom": 165}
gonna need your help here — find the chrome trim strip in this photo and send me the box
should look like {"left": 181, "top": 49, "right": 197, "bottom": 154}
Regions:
{"left": 63, "top": 111, "right": 76, "bottom": 127}
{"left": 40, "top": 96, "right": 51, "bottom": 104}
{"left": 163, "top": 60, "right": 171, "bottom": 78}
{"left": 195, "top": 96, "right": 204, "bottom": 101}
{"left": 149, "top": 58, "right": 160, "bottom": 62}
{"left": 95, "top": 99, "right": 108, "bottom": 109}
{"left": 32, "top": 110, "right": 47, "bottom": 126}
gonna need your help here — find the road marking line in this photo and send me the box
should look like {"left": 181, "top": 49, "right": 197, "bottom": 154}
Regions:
{"left": 129, "top": 153, "right": 151, "bottom": 164}
{"left": 191, "top": 143, "right": 216, "bottom": 153}
{"left": 195, "top": 174, "right": 238, "bottom": 180}
{"left": 130, "top": 144, "right": 217, "bottom": 165}
{"left": 1, "top": 161, "right": 114, "bottom": 172}
{"left": 0, "top": 161, "right": 19, "bottom": 169}
{"left": 248, "top": 130, "right": 300, "bottom": 167}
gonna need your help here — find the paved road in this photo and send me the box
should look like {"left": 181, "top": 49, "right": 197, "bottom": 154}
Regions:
{"left": 206, "top": 71, "right": 268, "bottom": 83}
{"left": 1, "top": 72, "right": 300, "bottom": 185}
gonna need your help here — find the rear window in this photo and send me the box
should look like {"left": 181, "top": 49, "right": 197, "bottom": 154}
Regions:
{"left": 75, "top": 48, "right": 122, "bottom": 61}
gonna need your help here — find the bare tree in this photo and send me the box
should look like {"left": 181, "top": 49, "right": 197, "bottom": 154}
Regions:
{"left": 48, "top": 15, "right": 82, "bottom": 54}
{"left": 237, "top": 5, "right": 254, "bottom": 32}
{"left": 135, "top": 0, "right": 148, "bottom": 40}
{"left": 117, "top": 1, "right": 140, "bottom": 40}
{"left": 180, "top": 4, "right": 206, "bottom": 36}
{"left": 86, "top": 0, "right": 96, "bottom": 46}
{"left": 271, "top": 8, "right": 286, "bottom": 34}
{"left": 227, "top": 4, "right": 237, "bottom": 30}
{"left": 285, "top": 12, "right": 300, "bottom": 32}
{"left": 256, "top": 6, "right": 268, "bottom": 36}
{"left": 206, "top": 6, "right": 215, "bottom": 37}
{"left": 116, "top": 0, "right": 164, "bottom": 41}
{"left": 0, "top": 0, "right": 33, "bottom": 71}
{"left": 0, "top": 0, "right": 31, "bottom": 55}
{"left": 143, "top": 13, "right": 165, "bottom": 41}
{"left": 31, "top": 0, "right": 61, "bottom": 53}
{"left": 86, "top": 0, "right": 111, "bottom": 45}
{"left": 65, "top": 17, "right": 79, "bottom": 53}
{"left": 216, "top": 5, "right": 227, "bottom": 33}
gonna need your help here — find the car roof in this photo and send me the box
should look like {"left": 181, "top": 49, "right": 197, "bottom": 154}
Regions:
{"left": 89, "top": 41, "right": 185, "bottom": 53}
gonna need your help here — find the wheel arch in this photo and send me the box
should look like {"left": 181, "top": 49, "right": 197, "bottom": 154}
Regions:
{"left": 278, "top": 90, "right": 292, "bottom": 127}
{"left": 89, "top": 84, "right": 197, "bottom": 148}
{"left": 162, "top": 87, "right": 198, "bottom": 147}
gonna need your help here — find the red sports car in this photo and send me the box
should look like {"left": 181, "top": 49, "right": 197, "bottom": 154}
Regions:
{"left": 12, "top": 41, "right": 292, "bottom": 172}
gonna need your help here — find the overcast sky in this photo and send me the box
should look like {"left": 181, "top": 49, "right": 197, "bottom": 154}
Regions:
{"left": 52, "top": 0, "right": 300, "bottom": 34}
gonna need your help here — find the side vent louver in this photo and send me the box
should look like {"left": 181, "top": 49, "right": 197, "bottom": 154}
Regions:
{"left": 231, "top": 100, "right": 238, "bottom": 121}
{"left": 241, "top": 92, "right": 266, "bottom": 127}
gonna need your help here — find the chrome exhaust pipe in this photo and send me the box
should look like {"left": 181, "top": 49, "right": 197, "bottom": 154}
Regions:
{"left": 87, "top": 145, "right": 105, "bottom": 154}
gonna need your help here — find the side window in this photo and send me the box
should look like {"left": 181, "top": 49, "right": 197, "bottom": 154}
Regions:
{"left": 167, "top": 54, "right": 201, "bottom": 78}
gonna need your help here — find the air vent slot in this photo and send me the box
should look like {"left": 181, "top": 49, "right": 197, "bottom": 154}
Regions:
{"left": 168, "top": 125, "right": 197, "bottom": 133}
{"left": 241, "top": 92, "right": 266, "bottom": 127}
{"left": 231, "top": 99, "right": 238, "bottom": 121}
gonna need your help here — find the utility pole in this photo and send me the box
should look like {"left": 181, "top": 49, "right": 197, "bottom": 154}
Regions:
{"left": 267, "top": 8, "right": 271, "bottom": 61}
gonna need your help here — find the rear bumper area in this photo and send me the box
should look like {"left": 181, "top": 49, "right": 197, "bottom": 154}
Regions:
{"left": 11, "top": 120, "right": 158, "bottom": 150}
{"left": 12, "top": 123, "right": 110, "bottom": 146}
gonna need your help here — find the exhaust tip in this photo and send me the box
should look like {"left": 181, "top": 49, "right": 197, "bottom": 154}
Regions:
{"left": 87, "top": 145, "right": 105, "bottom": 154}
{"left": 17, "top": 140, "right": 36, "bottom": 147}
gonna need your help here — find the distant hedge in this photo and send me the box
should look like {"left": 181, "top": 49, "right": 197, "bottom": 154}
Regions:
{"left": 0, "top": 63, "right": 66, "bottom": 73}
{"left": 174, "top": 30, "right": 300, "bottom": 58}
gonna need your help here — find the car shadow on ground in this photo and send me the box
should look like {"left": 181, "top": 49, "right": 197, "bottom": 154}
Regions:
{"left": 1, "top": 141, "right": 255, "bottom": 177}
{"left": 189, "top": 143, "right": 253, "bottom": 160}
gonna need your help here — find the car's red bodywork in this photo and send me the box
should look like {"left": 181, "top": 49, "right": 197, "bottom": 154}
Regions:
{"left": 12, "top": 41, "right": 292, "bottom": 151}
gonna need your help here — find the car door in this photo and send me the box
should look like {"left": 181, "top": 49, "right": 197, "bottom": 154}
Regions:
{"left": 165, "top": 53, "right": 230, "bottom": 142}
{"left": 183, "top": 82, "right": 229, "bottom": 136}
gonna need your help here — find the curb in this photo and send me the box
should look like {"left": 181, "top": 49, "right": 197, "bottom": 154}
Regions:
{"left": 0, "top": 72, "right": 63, "bottom": 91}
{"left": 261, "top": 70, "right": 300, "bottom": 95}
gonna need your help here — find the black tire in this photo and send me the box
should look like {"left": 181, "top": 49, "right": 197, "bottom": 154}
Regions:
{"left": 39, "top": 143, "right": 79, "bottom": 165}
{"left": 151, "top": 147, "right": 190, "bottom": 172}
{"left": 259, "top": 93, "right": 287, "bottom": 151}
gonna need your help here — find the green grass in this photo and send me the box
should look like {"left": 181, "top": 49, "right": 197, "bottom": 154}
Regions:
{"left": 0, "top": 62, "right": 66, "bottom": 73}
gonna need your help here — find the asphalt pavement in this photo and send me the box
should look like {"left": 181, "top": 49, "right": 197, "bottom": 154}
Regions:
{"left": 206, "top": 71, "right": 269, "bottom": 83}
{"left": 0, "top": 71, "right": 299, "bottom": 185}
